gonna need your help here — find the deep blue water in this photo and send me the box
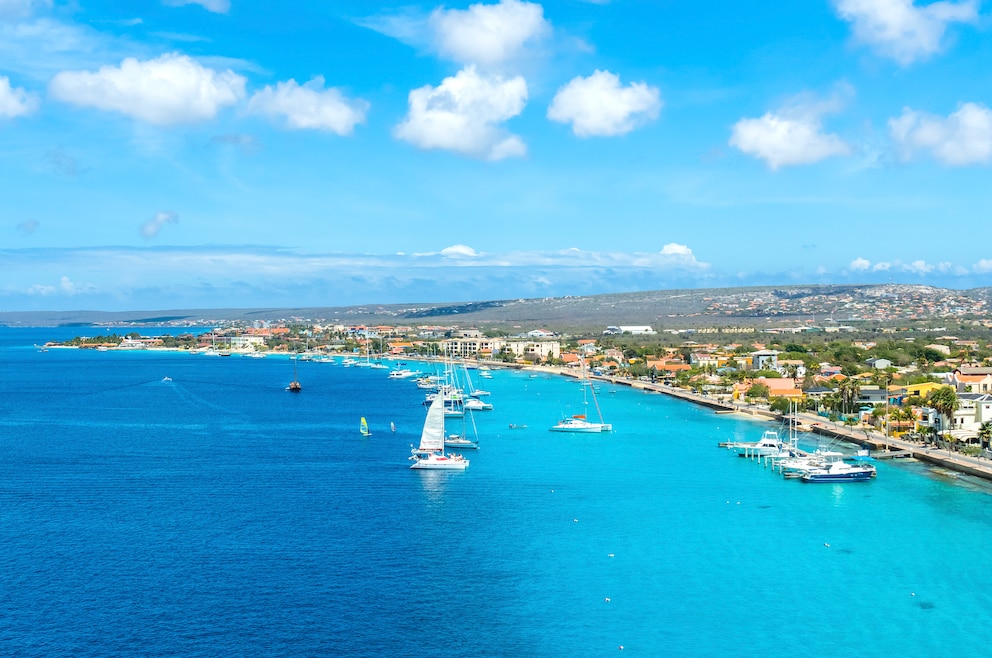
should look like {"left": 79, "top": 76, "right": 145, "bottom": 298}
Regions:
{"left": 3, "top": 328, "right": 992, "bottom": 656}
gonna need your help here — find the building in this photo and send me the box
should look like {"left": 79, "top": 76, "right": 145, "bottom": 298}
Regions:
{"left": 498, "top": 340, "right": 561, "bottom": 361}
{"left": 618, "top": 325, "right": 656, "bottom": 335}
{"left": 865, "top": 357, "right": 892, "bottom": 370}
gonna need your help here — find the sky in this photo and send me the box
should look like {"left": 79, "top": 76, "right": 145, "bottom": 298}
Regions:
{"left": 2, "top": 0, "right": 991, "bottom": 312}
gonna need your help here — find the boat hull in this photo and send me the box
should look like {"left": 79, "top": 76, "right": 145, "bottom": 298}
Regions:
{"left": 410, "top": 453, "right": 470, "bottom": 470}
{"left": 801, "top": 471, "right": 873, "bottom": 482}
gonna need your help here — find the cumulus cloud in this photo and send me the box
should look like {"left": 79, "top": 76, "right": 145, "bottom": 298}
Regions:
{"left": 729, "top": 92, "right": 851, "bottom": 169}
{"left": 429, "top": 0, "right": 550, "bottom": 66}
{"left": 441, "top": 244, "right": 480, "bottom": 258}
{"left": 247, "top": 76, "right": 368, "bottom": 135}
{"left": 834, "top": 0, "right": 978, "bottom": 65}
{"left": 162, "top": 0, "right": 230, "bottom": 14}
{"left": 850, "top": 257, "right": 872, "bottom": 271}
{"left": 974, "top": 259, "right": 992, "bottom": 273}
{"left": 547, "top": 70, "right": 661, "bottom": 137}
{"left": 873, "top": 261, "right": 891, "bottom": 271}
{"left": 903, "top": 259, "right": 933, "bottom": 274}
{"left": 394, "top": 66, "right": 527, "bottom": 160}
{"left": 889, "top": 102, "right": 992, "bottom": 165}
{"left": 141, "top": 211, "right": 179, "bottom": 238}
{"left": 0, "top": 75, "right": 38, "bottom": 118}
{"left": 50, "top": 53, "right": 246, "bottom": 125}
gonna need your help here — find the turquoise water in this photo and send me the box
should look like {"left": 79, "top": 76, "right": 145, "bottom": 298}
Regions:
{"left": 2, "top": 328, "right": 992, "bottom": 656}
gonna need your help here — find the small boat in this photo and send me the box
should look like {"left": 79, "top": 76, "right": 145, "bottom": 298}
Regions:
{"left": 391, "top": 422, "right": 396, "bottom": 433}
{"left": 508, "top": 424, "right": 527, "bottom": 429}
{"left": 360, "top": 417, "right": 371, "bottom": 437}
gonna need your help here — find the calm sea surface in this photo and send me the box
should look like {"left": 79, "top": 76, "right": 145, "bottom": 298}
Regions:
{"left": 2, "top": 327, "right": 992, "bottom": 656}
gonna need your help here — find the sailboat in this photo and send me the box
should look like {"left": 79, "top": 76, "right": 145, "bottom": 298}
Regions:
{"left": 360, "top": 417, "right": 371, "bottom": 437}
{"left": 549, "top": 360, "right": 611, "bottom": 432}
{"left": 410, "top": 393, "right": 469, "bottom": 470}
{"left": 287, "top": 354, "right": 302, "bottom": 392}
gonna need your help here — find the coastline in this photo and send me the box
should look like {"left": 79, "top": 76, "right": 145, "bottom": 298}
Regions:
{"left": 39, "top": 346, "right": 992, "bottom": 483}
{"left": 521, "top": 363, "right": 992, "bottom": 484}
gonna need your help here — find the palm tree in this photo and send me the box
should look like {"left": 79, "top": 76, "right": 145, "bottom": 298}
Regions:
{"left": 978, "top": 421, "right": 992, "bottom": 450}
{"left": 927, "top": 386, "right": 960, "bottom": 441}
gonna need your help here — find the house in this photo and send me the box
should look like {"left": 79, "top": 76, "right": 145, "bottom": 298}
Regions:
{"left": 750, "top": 349, "right": 779, "bottom": 371}
{"left": 865, "top": 357, "right": 892, "bottom": 370}
{"left": 734, "top": 377, "right": 802, "bottom": 400}
{"left": 856, "top": 385, "right": 887, "bottom": 405}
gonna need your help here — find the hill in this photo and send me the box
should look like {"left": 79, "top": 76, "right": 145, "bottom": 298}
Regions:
{"left": 2, "top": 284, "right": 990, "bottom": 330}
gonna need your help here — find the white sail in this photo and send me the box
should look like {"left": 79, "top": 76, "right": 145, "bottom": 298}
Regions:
{"left": 418, "top": 394, "right": 445, "bottom": 452}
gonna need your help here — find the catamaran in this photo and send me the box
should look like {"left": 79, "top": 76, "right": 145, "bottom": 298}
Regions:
{"left": 410, "top": 394, "right": 469, "bottom": 470}
{"left": 550, "top": 361, "right": 612, "bottom": 433}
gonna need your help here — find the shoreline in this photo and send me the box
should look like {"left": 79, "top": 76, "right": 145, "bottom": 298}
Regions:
{"left": 521, "top": 363, "right": 992, "bottom": 484}
{"left": 41, "top": 347, "right": 992, "bottom": 483}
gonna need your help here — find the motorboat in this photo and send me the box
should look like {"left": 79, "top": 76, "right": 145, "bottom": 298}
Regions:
{"left": 729, "top": 430, "right": 783, "bottom": 457}
{"left": 801, "top": 460, "right": 875, "bottom": 482}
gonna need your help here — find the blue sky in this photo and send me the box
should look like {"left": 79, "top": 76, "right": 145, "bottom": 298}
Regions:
{"left": 2, "top": 0, "right": 991, "bottom": 311}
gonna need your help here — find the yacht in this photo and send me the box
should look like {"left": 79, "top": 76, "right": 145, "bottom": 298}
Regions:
{"left": 550, "top": 415, "right": 609, "bottom": 433}
{"left": 729, "top": 430, "right": 783, "bottom": 457}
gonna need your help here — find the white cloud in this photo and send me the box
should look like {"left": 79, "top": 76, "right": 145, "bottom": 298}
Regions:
{"left": 162, "top": 0, "right": 230, "bottom": 14}
{"left": 658, "top": 243, "right": 704, "bottom": 268}
{"left": 903, "top": 259, "right": 933, "bottom": 274}
{"left": 873, "top": 261, "right": 891, "bottom": 271}
{"left": 850, "top": 257, "right": 872, "bottom": 271}
{"left": 394, "top": 66, "right": 527, "bottom": 160}
{"left": 973, "top": 259, "right": 992, "bottom": 273}
{"left": 141, "top": 211, "right": 179, "bottom": 238}
{"left": 441, "top": 244, "right": 480, "bottom": 258}
{"left": 889, "top": 102, "right": 992, "bottom": 165}
{"left": 429, "top": 0, "right": 550, "bottom": 66}
{"left": 834, "top": 0, "right": 978, "bottom": 65}
{"left": 26, "top": 283, "right": 55, "bottom": 295}
{"left": 0, "top": 74, "right": 37, "bottom": 117}
{"left": 729, "top": 93, "right": 851, "bottom": 169}
{"left": 50, "top": 53, "right": 246, "bottom": 125}
{"left": 0, "top": 0, "right": 49, "bottom": 20}
{"left": 247, "top": 76, "right": 368, "bottom": 135}
{"left": 547, "top": 70, "right": 661, "bottom": 138}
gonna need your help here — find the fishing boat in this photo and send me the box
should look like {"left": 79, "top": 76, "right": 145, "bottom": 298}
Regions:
{"left": 410, "top": 394, "right": 469, "bottom": 470}
{"left": 729, "top": 430, "right": 783, "bottom": 457}
{"left": 360, "top": 417, "right": 371, "bottom": 437}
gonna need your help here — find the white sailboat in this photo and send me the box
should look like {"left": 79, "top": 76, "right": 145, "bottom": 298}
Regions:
{"left": 550, "top": 360, "right": 612, "bottom": 433}
{"left": 410, "top": 394, "right": 469, "bottom": 470}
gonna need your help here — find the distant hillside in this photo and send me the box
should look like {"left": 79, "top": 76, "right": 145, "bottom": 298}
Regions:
{"left": 2, "top": 283, "right": 990, "bottom": 330}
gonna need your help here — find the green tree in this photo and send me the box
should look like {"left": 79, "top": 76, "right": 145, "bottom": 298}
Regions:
{"left": 926, "top": 386, "right": 959, "bottom": 434}
{"left": 769, "top": 397, "right": 791, "bottom": 413}
{"left": 977, "top": 421, "right": 992, "bottom": 450}
{"left": 746, "top": 383, "right": 770, "bottom": 400}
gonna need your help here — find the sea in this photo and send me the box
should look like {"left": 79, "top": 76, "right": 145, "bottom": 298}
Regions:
{"left": 3, "top": 327, "right": 992, "bottom": 657}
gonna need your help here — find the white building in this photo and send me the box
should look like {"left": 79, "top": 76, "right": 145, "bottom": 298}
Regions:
{"left": 618, "top": 326, "right": 656, "bottom": 335}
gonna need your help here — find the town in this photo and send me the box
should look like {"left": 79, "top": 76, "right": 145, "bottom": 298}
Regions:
{"left": 52, "top": 313, "right": 992, "bottom": 456}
